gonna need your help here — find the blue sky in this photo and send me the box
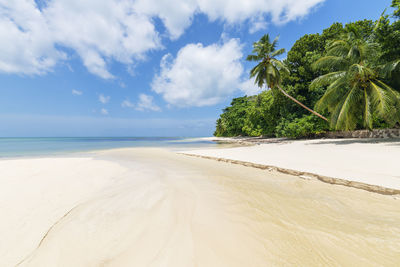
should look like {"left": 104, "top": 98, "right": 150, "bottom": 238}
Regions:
{"left": 0, "top": 0, "right": 393, "bottom": 137}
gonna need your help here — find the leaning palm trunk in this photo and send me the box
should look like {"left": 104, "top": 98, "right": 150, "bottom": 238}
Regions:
{"left": 277, "top": 85, "right": 328, "bottom": 121}
{"left": 247, "top": 34, "right": 328, "bottom": 122}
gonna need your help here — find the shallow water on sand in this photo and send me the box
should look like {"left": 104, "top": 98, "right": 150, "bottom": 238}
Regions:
{"left": 0, "top": 137, "right": 225, "bottom": 158}
{"left": 2, "top": 148, "right": 400, "bottom": 266}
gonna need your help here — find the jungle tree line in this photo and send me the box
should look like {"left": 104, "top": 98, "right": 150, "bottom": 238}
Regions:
{"left": 214, "top": 2, "right": 400, "bottom": 138}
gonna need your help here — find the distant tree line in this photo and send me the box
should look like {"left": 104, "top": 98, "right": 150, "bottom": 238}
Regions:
{"left": 215, "top": 2, "right": 400, "bottom": 138}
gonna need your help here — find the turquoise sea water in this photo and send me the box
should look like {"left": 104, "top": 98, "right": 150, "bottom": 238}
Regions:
{"left": 0, "top": 137, "right": 218, "bottom": 158}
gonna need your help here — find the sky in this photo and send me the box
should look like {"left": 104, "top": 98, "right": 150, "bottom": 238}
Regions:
{"left": 0, "top": 0, "right": 394, "bottom": 137}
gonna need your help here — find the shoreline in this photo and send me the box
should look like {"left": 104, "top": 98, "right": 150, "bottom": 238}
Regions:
{"left": 184, "top": 137, "right": 400, "bottom": 195}
{"left": 182, "top": 153, "right": 400, "bottom": 196}
{"left": 1, "top": 147, "right": 400, "bottom": 266}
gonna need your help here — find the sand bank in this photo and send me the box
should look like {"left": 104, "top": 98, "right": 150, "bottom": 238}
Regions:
{"left": 184, "top": 138, "right": 400, "bottom": 193}
{"left": 1, "top": 148, "right": 399, "bottom": 266}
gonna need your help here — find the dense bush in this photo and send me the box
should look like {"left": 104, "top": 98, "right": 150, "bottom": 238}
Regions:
{"left": 275, "top": 115, "right": 329, "bottom": 138}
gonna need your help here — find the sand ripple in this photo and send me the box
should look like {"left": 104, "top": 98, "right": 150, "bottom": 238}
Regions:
{"left": 1, "top": 148, "right": 399, "bottom": 266}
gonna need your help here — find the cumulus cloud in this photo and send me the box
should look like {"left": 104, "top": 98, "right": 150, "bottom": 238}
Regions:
{"left": 196, "top": 0, "right": 324, "bottom": 25}
{"left": 134, "top": 0, "right": 324, "bottom": 37}
{"left": 99, "top": 94, "right": 110, "bottom": 104}
{"left": 239, "top": 77, "right": 264, "bottom": 96}
{"left": 100, "top": 108, "right": 109, "bottom": 115}
{"left": 72, "top": 89, "right": 83, "bottom": 96}
{"left": 152, "top": 39, "right": 244, "bottom": 107}
{"left": 0, "top": 0, "right": 324, "bottom": 78}
{"left": 133, "top": 0, "right": 197, "bottom": 39}
{"left": 0, "top": 0, "right": 161, "bottom": 78}
{"left": 135, "top": 94, "right": 161, "bottom": 111}
{"left": 249, "top": 16, "right": 269, "bottom": 34}
{"left": 121, "top": 99, "right": 135, "bottom": 108}
{"left": 0, "top": 0, "right": 66, "bottom": 74}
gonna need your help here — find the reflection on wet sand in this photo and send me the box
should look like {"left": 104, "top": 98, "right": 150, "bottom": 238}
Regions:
{"left": 2, "top": 148, "right": 399, "bottom": 266}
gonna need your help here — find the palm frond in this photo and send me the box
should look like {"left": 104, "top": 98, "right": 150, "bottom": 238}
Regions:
{"left": 313, "top": 56, "right": 348, "bottom": 71}
{"left": 370, "top": 80, "right": 400, "bottom": 125}
{"left": 363, "top": 88, "right": 373, "bottom": 129}
{"left": 328, "top": 95, "right": 347, "bottom": 129}
{"left": 370, "top": 81, "right": 395, "bottom": 119}
{"left": 270, "top": 48, "right": 285, "bottom": 57}
{"left": 360, "top": 42, "right": 379, "bottom": 61}
{"left": 271, "top": 35, "right": 279, "bottom": 51}
{"left": 348, "top": 64, "right": 376, "bottom": 80}
{"left": 327, "top": 40, "right": 349, "bottom": 51}
{"left": 246, "top": 54, "right": 262, "bottom": 62}
{"left": 270, "top": 59, "right": 289, "bottom": 75}
{"left": 326, "top": 45, "right": 349, "bottom": 58}
{"left": 380, "top": 59, "right": 400, "bottom": 79}
{"left": 315, "top": 77, "right": 347, "bottom": 112}
{"left": 347, "top": 45, "right": 361, "bottom": 62}
{"left": 335, "top": 86, "right": 362, "bottom": 130}
{"left": 310, "top": 71, "right": 346, "bottom": 89}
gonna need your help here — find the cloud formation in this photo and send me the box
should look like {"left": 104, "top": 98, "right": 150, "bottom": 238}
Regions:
{"left": 135, "top": 94, "right": 161, "bottom": 111}
{"left": 99, "top": 94, "right": 110, "bottom": 104}
{"left": 121, "top": 99, "right": 135, "bottom": 108}
{"left": 100, "top": 108, "right": 109, "bottom": 115}
{"left": 72, "top": 89, "right": 83, "bottom": 96}
{"left": 121, "top": 95, "right": 160, "bottom": 111}
{"left": 239, "top": 77, "right": 264, "bottom": 96}
{"left": 0, "top": 0, "right": 324, "bottom": 78}
{"left": 152, "top": 39, "right": 252, "bottom": 107}
{"left": 0, "top": 0, "right": 160, "bottom": 78}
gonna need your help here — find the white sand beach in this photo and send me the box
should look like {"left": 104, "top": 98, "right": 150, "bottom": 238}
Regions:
{"left": 1, "top": 146, "right": 400, "bottom": 266}
{"left": 185, "top": 138, "right": 400, "bottom": 192}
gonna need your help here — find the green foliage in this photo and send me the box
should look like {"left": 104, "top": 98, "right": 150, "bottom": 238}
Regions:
{"left": 214, "top": 3, "right": 400, "bottom": 138}
{"left": 247, "top": 33, "right": 328, "bottom": 121}
{"left": 393, "top": 0, "right": 400, "bottom": 18}
{"left": 312, "top": 28, "right": 400, "bottom": 130}
{"left": 214, "top": 97, "right": 249, "bottom": 137}
{"left": 242, "top": 91, "right": 278, "bottom": 136}
{"left": 374, "top": 17, "right": 400, "bottom": 62}
{"left": 275, "top": 115, "right": 329, "bottom": 138}
{"left": 247, "top": 34, "right": 289, "bottom": 90}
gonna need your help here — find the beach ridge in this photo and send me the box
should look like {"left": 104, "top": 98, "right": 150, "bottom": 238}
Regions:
{"left": 181, "top": 153, "right": 400, "bottom": 196}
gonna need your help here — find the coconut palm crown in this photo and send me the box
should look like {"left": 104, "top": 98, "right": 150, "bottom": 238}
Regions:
{"left": 247, "top": 34, "right": 328, "bottom": 121}
{"left": 311, "top": 29, "right": 400, "bottom": 130}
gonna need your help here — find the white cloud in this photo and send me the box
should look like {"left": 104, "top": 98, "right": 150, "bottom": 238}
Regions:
{"left": 134, "top": 0, "right": 324, "bottom": 38}
{"left": 135, "top": 94, "right": 161, "bottom": 111}
{"left": 99, "top": 94, "right": 110, "bottom": 104}
{"left": 0, "top": 0, "right": 161, "bottom": 78}
{"left": 249, "top": 16, "right": 269, "bottom": 34}
{"left": 121, "top": 99, "right": 135, "bottom": 108}
{"left": 133, "top": 0, "right": 197, "bottom": 40}
{"left": 100, "top": 108, "right": 108, "bottom": 115}
{"left": 196, "top": 0, "right": 324, "bottom": 25}
{"left": 239, "top": 77, "right": 264, "bottom": 96}
{"left": 152, "top": 39, "right": 244, "bottom": 107}
{"left": 0, "top": 0, "right": 324, "bottom": 78}
{"left": 72, "top": 89, "right": 82, "bottom": 96}
{"left": 0, "top": 0, "right": 66, "bottom": 75}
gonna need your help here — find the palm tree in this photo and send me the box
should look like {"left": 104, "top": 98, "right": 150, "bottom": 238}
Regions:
{"left": 247, "top": 34, "right": 328, "bottom": 121}
{"left": 392, "top": 0, "right": 400, "bottom": 18}
{"left": 311, "top": 29, "right": 400, "bottom": 130}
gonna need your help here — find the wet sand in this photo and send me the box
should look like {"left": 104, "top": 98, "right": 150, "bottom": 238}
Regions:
{"left": 1, "top": 148, "right": 399, "bottom": 266}
{"left": 185, "top": 138, "right": 400, "bottom": 192}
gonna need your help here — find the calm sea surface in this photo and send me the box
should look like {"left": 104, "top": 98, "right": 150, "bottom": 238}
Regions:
{"left": 0, "top": 137, "right": 219, "bottom": 158}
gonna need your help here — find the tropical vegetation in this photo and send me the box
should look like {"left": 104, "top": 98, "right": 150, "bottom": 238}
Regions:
{"left": 214, "top": 2, "right": 400, "bottom": 138}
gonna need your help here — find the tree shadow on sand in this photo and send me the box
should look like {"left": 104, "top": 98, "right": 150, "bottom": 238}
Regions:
{"left": 307, "top": 138, "right": 400, "bottom": 146}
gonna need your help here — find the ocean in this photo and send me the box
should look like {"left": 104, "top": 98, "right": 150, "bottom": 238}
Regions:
{"left": 0, "top": 137, "right": 219, "bottom": 158}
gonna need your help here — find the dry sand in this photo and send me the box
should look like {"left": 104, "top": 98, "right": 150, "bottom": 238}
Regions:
{"left": 184, "top": 138, "right": 400, "bottom": 192}
{"left": 1, "top": 147, "right": 400, "bottom": 266}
